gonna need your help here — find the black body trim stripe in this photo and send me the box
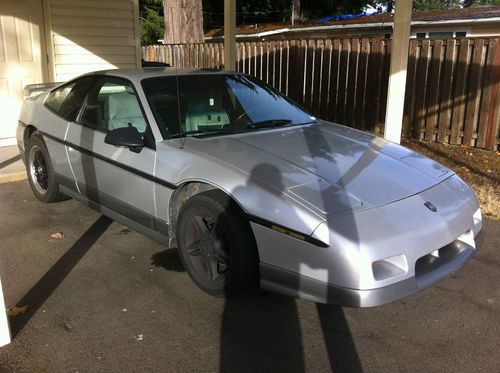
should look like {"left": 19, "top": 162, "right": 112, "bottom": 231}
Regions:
{"left": 39, "top": 130, "right": 178, "bottom": 190}
{"left": 28, "top": 123, "right": 327, "bottom": 248}
{"left": 246, "top": 213, "right": 329, "bottom": 248}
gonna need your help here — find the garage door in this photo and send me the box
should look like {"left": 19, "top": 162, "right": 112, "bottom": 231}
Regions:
{"left": 0, "top": 0, "right": 47, "bottom": 145}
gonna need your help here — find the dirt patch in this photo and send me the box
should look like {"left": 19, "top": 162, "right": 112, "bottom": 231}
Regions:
{"left": 403, "top": 140, "right": 500, "bottom": 220}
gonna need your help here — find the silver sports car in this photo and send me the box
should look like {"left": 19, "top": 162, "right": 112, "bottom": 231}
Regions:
{"left": 17, "top": 69, "right": 483, "bottom": 307}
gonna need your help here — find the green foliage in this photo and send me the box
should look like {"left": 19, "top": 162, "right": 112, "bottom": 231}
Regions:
{"left": 413, "top": 0, "right": 462, "bottom": 9}
{"left": 142, "top": 0, "right": 500, "bottom": 42}
{"left": 140, "top": 0, "right": 164, "bottom": 45}
{"left": 463, "top": 0, "right": 500, "bottom": 6}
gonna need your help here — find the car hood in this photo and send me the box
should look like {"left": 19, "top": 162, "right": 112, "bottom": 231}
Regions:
{"left": 188, "top": 122, "right": 451, "bottom": 217}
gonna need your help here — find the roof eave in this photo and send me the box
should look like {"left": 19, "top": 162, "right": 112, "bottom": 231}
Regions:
{"left": 204, "top": 16, "right": 500, "bottom": 41}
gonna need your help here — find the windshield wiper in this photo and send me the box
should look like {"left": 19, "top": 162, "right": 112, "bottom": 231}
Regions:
{"left": 247, "top": 119, "right": 292, "bottom": 129}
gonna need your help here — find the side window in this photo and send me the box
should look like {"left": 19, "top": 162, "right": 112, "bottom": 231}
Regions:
{"left": 44, "top": 77, "right": 94, "bottom": 121}
{"left": 80, "top": 79, "right": 147, "bottom": 133}
{"left": 141, "top": 77, "right": 182, "bottom": 139}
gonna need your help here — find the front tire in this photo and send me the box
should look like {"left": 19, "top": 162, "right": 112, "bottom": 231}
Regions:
{"left": 26, "top": 134, "right": 66, "bottom": 203}
{"left": 177, "top": 190, "right": 259, "bottom": 297}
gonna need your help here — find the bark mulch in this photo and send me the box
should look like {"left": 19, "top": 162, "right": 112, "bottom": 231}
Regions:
{"left": 403, "top": 140, "right": 500, "bottom": 220}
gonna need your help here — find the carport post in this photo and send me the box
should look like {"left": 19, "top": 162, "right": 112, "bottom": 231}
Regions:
{"left": 0, "top": 277, "right": 11, "bottom": 347}
{"left": 384, "top": 0, "right": 413, "bottom": 144}
{"left": 224, "top": 0, "right": 236, "bottom": 71}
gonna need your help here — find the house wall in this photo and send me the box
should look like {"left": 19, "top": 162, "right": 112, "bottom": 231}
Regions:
{"left": 45, "top": 0, "right": 141, "bottom": 82}
{"left": 470, "top": 23, "right": 500, "bottom": 37}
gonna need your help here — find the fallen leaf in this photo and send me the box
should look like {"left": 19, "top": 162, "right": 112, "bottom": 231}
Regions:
{"left": 7, "top": 305, "right": 28, "bottom": 316}
{"left": 50, "top": 232, "right": 64, "bottom": 239}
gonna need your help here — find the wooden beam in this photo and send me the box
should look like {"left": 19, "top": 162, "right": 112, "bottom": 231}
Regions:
{"left": 384, "top": 0, "right": 413, "bottom": 144}
{"left": 224, "top": 0, "right": 236, "bottom": 71}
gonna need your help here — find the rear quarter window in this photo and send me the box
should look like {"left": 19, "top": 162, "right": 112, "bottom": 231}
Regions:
{"left": 44, "top": 77, "right": 95, "bottom": 121}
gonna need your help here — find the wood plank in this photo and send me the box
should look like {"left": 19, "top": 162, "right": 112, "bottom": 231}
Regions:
{"left": 281, "top": 41, "right": 289, "bottom": 95}
{"left": 298, "top": 40, "right": 307, "bottom": 105}
{"left": 464, "top": 39, "right": 484, "bottom": 146}
{"left": 476, "top": 39, "right": 498, "bottom": 148}
{"left": 355, "top": 38, "right": 369, "bottom": 130}
{"left": 377, "top": 38, "right": 391, "bottom": 134}
{"left": 450, "top": 39, "right": 470, "bottom": 144}
{"left": 402, "top": 40, "right": 418, "bottom": 138}
{"left": 236, "top": 42, "right": 243, "bottom": 73}
{"left": 425, "top": 39, "right": 444, "bottom": 141}
{"left": 54, "top": 45, "right": 135, "bottom": 56}
{"left": 218, "top": 43, "right": 224, "bottom": 70}
{"left": 52, "top": 26, "right": 133, "bottom": 37}
{"left": 51, "top": 0, "right": 132, "bottom": 10}
{"left": 287, "top": 40, "right": 300, "bottom": 103}
{"left": 262, "top": 42, "right": 269, "bottom": 84}
{"left": 312, "top": 39, "right": 324, "bottom": 115}
{"left": 251, "top": 42, "right": 258, "bottom": 77}
{"left": 268, "top": 42, "right": 276, "bottom": 88}
{"left": 51, "top": 16, "right": 133, "bottom": 29}
{"left": 60, "top": 35, "right": 134, "bottom": 47}
{"left": 55, "top": 54, "right": 135, "bottom": 64}
{"left": 484, "top": 39, "right": 500, "bottom": 150}
{"left": 336, "top": 38, "right": 350, "bottom": 124}
{"left": 51, "top": 6, "right": 132, "bottom": 20}
{"left": 304, "top": 39, "right": 315, "bottom": 110}
{"left": 364, "top": 37, "right": 382, "bottom": 131}
{"left": 247, "top": 42, "right": 252, "bottom": 74}
{"left": 327, "top": 38, "right": 341, "bottom": 122}
{"left": 346, "top": 38, "right": 359, "bottom": 128}
{"left": 277, "top": 40, "right": 291, "bottom": 95}
{"left": 414, "top": 39, "right": 431, "bottom": 140}
{"left": 319, "top": 39, "right": 332, "bottom": 119}
{"left": 437, "top": 39, "right": 457, "bottom": 143}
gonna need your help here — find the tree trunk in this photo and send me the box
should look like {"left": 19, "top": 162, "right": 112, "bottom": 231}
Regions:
{"left": 163, "top": 0, "right": 204, "bottom": 44}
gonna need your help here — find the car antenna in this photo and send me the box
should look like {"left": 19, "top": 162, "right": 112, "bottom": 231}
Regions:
{"left": 171, "top": 12, "right": 184, "bottom": 149}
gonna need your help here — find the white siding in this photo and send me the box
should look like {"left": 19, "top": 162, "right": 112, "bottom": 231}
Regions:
{"left": 48, "top": 0, "right": 140, "bottom": 81}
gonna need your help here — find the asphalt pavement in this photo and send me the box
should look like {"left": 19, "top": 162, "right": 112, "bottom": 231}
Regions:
{"left": 0, "top": 180, "right": 499, "bottom": 372}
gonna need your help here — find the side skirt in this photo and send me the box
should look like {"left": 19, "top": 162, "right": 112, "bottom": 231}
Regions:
{"left": 59, "top": 185, "right": 172, "bottom": 247}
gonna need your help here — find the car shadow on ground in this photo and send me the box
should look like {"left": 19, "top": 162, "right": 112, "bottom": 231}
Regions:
{"left": 151, "top": 247, "right": 185, "bottom": 272}
{"left": 152, "top": 246, "right": 362, "bottom": 372}
{"left": 220, "top": 293, "right": 362, "bottom": 373}
{"left": 9, "top": 215, "right": 112, "bottom": 338}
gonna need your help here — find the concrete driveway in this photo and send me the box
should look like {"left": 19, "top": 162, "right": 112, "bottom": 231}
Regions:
{"left": 0, "top": 180, "right": 499, "bottom": 372}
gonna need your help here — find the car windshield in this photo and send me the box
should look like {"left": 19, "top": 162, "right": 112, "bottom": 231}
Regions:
{"left": 141, "top": 74, "right": 316, "bottom": 139}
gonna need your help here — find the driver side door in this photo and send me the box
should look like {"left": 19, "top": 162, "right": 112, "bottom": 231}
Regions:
{"left": 65, "top": 76, "right": 158, "bottom": 229}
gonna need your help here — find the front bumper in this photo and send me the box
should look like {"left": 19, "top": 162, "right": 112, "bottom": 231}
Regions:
{"left": 260, "top": 230, "right": 480, "bottom": 307}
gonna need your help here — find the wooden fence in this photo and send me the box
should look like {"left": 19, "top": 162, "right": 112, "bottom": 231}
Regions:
{"left": 143, "top": 37, "right": 500, "bottom": 150}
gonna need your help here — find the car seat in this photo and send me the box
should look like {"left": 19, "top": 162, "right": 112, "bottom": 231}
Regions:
{"left": 104, "top": 92, "right": 147, "bottom": 132}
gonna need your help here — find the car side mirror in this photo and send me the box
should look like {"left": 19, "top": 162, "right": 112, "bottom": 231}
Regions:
{"left": 105, "top": 127, "right": 144, "bottom": 153}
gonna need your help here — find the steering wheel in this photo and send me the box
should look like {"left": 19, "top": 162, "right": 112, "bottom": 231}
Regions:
{"left": 234, "top": 109, "right": 267, "bottom": 126}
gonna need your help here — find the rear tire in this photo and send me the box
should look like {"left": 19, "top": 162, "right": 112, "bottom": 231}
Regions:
{"left": 177, "top": 190, "right": 259, "bottom": 297}
{"left": 26, "top": 134, "right": 66, "bottom": 203}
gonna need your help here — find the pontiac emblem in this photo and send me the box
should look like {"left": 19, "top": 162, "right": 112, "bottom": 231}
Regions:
{"left": 424, "top": 201, "right": 437, "bottom": 212}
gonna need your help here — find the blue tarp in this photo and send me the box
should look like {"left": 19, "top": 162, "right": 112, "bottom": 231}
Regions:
{"left": 316, "top": 12, "right": 379, "bottom": 24}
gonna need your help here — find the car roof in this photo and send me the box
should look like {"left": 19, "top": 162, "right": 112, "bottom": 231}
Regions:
{"left": 85, "top": 68, "right": 241, "bottom": 81}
